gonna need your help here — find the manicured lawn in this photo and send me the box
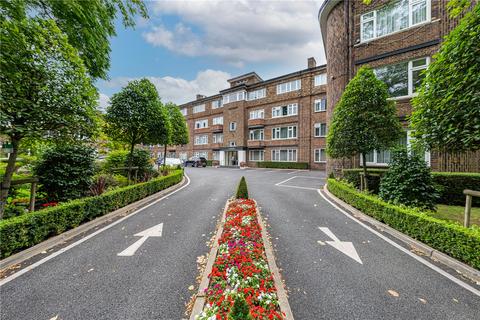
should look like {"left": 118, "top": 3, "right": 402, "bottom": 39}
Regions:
{"left": 430, "top": 204, "right": 480, "bottom": 226}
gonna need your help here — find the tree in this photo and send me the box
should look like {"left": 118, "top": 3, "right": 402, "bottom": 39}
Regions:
{"left": 162, "top": 103, "right": 189, "bottom": 168}
{"left": 105, "top": 79, "right": 171, "bottom": 177}
{"left": 327, "top": 66, "right": 403, "bottom": 190}
{"left": 0, "top": 18, "right": 98, "bottom": 218}
{"left": 34, "top": 145, "right": 96, "bottom": 202}
{"left": 379, "top": 149, "right": 438, "bottom": 210}
{"left": 410, "top": 3, "right": 480, "bottom": 152}
{"left": 0, "top": 0, "right": 148, "bottom": 79}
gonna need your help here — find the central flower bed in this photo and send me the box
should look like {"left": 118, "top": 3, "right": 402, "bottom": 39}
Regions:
{"left": 196, "top": 199, "right": 284, "bottom": 320}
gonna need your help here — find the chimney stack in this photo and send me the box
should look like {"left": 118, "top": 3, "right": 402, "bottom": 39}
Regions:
{"left": 308, "top": 57, "right": 316, "bottom": 69}
{"left": 196, "top": 94, "right": 206, "bottom": 100}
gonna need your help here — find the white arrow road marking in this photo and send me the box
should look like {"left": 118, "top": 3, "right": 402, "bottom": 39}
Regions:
{"left": 117, "top": 223, "right": 163, "bottom": 257}
{"left": 318, "top": 227, "right": 363, "bottom": 264}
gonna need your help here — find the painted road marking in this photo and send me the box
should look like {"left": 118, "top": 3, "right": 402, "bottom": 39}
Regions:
{"left": 0, "top": 175, "right": 191, "bottom": 287}
{"left": 118, "top": 223, "right": 163, "bottom": 257}
{"left": 275, "top": 176, "right": 325, "bottom": 191}
{"left": 318, "top": 227, "right": 363, "bottom": 264}
{"left": 317, "top": 189, "right": 480, "bottom": 297}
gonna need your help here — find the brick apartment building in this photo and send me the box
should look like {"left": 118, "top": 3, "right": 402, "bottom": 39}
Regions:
{"left": 164, "top": 58, "right": 330, "bottom": 170}
{"left": 157, "top": 0, "right": 479, "bottom": 172}
{"left": 318, "top": 0, "right": 480, "bottom": 173}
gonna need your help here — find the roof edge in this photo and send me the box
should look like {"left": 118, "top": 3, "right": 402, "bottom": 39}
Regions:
{"left": 318, "top": 0, "right": 343, "bottom": 56}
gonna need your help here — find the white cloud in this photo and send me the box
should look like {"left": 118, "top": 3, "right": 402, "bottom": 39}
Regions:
{"left": 102, "top": 69, "right": 231, "bottom": 105}
{"left": 143, "top": 0, "right": 325, "bottom": 68}
{"left": 98, "top": 93, "right": 110, "bottom": 112}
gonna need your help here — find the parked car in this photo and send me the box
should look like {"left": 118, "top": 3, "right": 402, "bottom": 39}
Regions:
{"left": 184, "top": 156, "right": 207, "bottom": 167}
{"left": 156, "top": 157, "right": 183, "bottom": 167}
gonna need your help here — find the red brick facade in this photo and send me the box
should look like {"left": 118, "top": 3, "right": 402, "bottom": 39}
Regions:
{"left": 319, "top": 0, "right": 480, "bottom": 173}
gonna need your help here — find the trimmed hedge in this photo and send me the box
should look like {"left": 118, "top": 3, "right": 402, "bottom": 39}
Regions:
{"left": 432, "top": 172, "right": 480, "bottom": 206}
{"left": 256, "top": 161, "right": 309, "bottom": 169}
{"left": 236, "top": 176, "right": 249, "bottom": 199}
{"left": 327, "top": 179, "right": 480, "bottom": 269}
{"left": 0, "top": 170, "right": 183, "bottom": 259}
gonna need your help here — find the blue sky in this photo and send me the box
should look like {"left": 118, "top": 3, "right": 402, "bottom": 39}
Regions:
{"left": 97, "top": 0, "right": 326, "bottom": 109}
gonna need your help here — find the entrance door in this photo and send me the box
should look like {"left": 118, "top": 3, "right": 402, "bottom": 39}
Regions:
{"left": 226, "top": 151, "right": 238, "bottom": 166}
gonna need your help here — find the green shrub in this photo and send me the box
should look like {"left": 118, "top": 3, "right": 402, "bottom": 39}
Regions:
{"left": 104, "top": 149, "right": 154, "bottom": 179}
{"left": 432, "top": 172, "right": 480, "bottom": 206}
{"left": 206, "top": 160, "right": 213, "bottom": 166}
{"left": 236, "top": 176, "right": 249, "bottom": 199}
{"left": 34, "top": 144, "right": 96, "bottom": 202}
{"left": 0, "top": 170, "right": 183, "bottom": 258}
{"left": 342, "top": 168, "right": 388, "bottom": 194}
{"left": 228, "top": 296, "right": 252, "bottom": 320}
{"left": 89, "top": 174, "right": 119, "bottom": 196}
{"left": 379, "top": 149, "right": 438, "bottom": 210}
{"left": 327, "top": 179, "right": 480, "bottom": 269}
{"left": 256, "top": 162, "right": 309, "bottom": 169}
{"left": 3, "top": 205, "right": 26, "bottom": 219}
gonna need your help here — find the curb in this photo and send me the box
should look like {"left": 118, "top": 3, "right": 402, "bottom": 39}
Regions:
{"left": 0, "top": 176, "right": 188, "bottom": 271}
{"left": 322, "top": 184, "right": 480, "bottom": 284}
{"left": 189, "top": 199, "right": 294, "bottom": 319}
{"left": 255, "top": 200, "right": 295, "bottom": 320}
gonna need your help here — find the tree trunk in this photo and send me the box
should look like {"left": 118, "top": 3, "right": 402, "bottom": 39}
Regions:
{"left": 0, "top": 137, "right": 20, "bottom": 219}
{"left": 163, "top": 144, "right": 167, "bottom": 173}
{"left": 362, "top": 152, "right": 369, "bottom": 192}
{"left": 127, "top": 143, "right": 135, "bottom": 182}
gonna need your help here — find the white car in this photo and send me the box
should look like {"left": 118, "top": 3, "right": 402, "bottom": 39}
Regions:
{"left": 161, "top": 158, "right": 183, "bottom": 166}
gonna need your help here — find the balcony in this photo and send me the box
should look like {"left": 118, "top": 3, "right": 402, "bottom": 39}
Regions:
{"left": 211, "top": 142, "right": 223, "bottom": 149}
{"left": 194, "top": 127, "right": 210, "bottom": 134}
{"left": 248, "top": 118, "right": 265, "bottom": 128}
{"left": 247, "top": 140, "right": 265, "bottom": 148}
{"left": 211, "top": 124, "right": 223, "bottom": 132}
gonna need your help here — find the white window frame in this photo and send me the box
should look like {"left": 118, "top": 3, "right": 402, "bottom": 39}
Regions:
{"left": 249, "top": 150, "right": 264, "bottom": 162}
{"left": 271, "top": 149, "right": 297, "bottom": 162}
{"left": 276, "top": 79, "right": 301, "bottom": 94}
{"left": 212, "top": 133, "right": 223, "bottom": 144}
{"left": 314, "top": 98, "right": 327, "bottom": 112}
{"left": 247, "top": 88, "right": 266, "bottom": 101}
{"left": 194, "top": 135, "right": 208, "bottom": 145}
{"left": 180, "top": 108, "right": 187, "bottom": 116}
{"left": 193, "top": 151, "right": 208, "bottom": 159}
{"left": 249, "top": 129, "right": 264, "bottom": 141}
{"left": 193, "top": 104, "right": 205, "bottom": 113}
{"left": 212, "top": 99, "right": 222, "bottom": 109}
{"left": 229, "top": 141, "right": 236, "bottom": 147}
{"left": 314, "top": 149, "right": 327, "bottom": 163}
{"left": 212, "top": 151, "right": 220, "bottom": 161}
{"left": 360, "top": 0, "right": 431, "bottom": 43}
{"left": 229, "top": 122, "right": 237, "bottom": 131}
{"left": 314, "top": 123, "right": 327, "bottom": 137}
{"left": 249, "top": 109, "right": 265, "bottom": 120}
{"left": 195, "top": 119, "right": 208, "bottom": 129}
{"left": 272, "top": 126, "right": 297, "bottom": 140}
{"left": 222, "top": 91, "right": 246, "bottom": 104}
{"left": 314, "top": 74, "right": 327, "bottom": 86}
{"left": 212, "top": 116, "right": 223, "bottom": 125}
{"left": 272, "top": 103, "right": 298, "bottom": 118}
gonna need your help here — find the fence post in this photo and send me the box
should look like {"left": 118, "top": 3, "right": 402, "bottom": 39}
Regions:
{"left": 29, "top": 182, "right": 37, "bottom": 212}
{"left": 464, "top": 193, "right": 472, "bottom": 228}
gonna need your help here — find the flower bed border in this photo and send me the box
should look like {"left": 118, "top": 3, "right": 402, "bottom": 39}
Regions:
{"left": 190, "top": 199, "right": 294, "bottom": 319}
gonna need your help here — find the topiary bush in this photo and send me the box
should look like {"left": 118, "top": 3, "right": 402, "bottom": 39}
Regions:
{"left": 235, "top": 176, "right": 249, "bottom": 199}
{"left": 379, "top": 149, "right": 438, "bottom": 210}
{"left": 228, "top": 296, "right": 252, "bottom": 320}
{"left": 34, "top": 144, "right": 96, "bottom": 202}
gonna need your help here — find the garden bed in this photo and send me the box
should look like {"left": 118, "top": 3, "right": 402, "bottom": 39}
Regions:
{"left": 195, "top": 199, "right": 285, "bottom": 319}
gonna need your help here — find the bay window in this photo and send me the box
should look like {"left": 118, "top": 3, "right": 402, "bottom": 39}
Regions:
{"left": 272, "top": 126, "right": 297, "bottom": 140}
{"left": 212, "top": 116, "right": 223, "bottom": 125}
{"left": 272, "top": 103, "right": 298, "bottom": 118}
{"left": 249, "top": 129, "right": 264, "bottom": 141}
{"left": 223, "top": 91, "right": 245, "bottom": 104}
{"left": 249, "top": 109, "right": 265, "bottom": 119}
{"left": 247, "top": 88, "right": 266, "bottom": 100}
{"left": 361, "top": 0, "right": 430, "bottom": 42}
{"left": 272, "top": 149, "right": 297, "bottom": 162}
